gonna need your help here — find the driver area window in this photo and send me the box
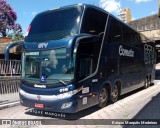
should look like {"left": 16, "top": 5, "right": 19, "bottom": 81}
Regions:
{"left": 77, "top": 41, "right": 100, "bottom": 80}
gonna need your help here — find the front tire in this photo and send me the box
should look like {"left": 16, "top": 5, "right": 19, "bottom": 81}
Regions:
{"left": 98, "top": 87, "right": 108, "bottom": 108}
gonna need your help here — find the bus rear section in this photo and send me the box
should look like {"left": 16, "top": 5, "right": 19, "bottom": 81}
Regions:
{"left": 102, "top": 15, "right": 155, "bottom": 100}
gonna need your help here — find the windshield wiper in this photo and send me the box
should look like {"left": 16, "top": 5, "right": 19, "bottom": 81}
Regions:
{"left": 59, "top": 79, "right": 67, "bottom": 86}
{"left": 23, "top": 77, "right": 70, "bottom": 86}
{"left": 46, "top": 78, "right": 69, "bottom": 85}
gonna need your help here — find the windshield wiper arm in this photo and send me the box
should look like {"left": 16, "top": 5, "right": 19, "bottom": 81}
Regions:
{"left": 59, "top": 79, "right": 67, "bottom": 86}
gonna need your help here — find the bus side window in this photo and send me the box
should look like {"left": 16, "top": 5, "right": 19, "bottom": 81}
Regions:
{"left": 76, "top": 41, "right": 100, "bottom": 80}
{"left": 79, "top": 57, "right": 93, "bottom": 79}
{"left": 107, "top": 17, "right": 122, "bottom": 43}
{"left": 81, "top": 8, "right": 107, "bottom": 36}
{"left": 131, "top": 30, "right": 139, "bottom": 47}
{"left": 122, "top": 25, "right": 131, "bottom": 44}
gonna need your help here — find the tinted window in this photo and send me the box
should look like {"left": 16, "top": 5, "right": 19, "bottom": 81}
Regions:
{"left": 25, "top": 7, "right": 82, "bottom": 42}
{"left": 81, "top": 8, "right": 107, "bottom": 36}
{"left": 131, "top": 30, "right": 139, "bottom": 47}
{"left": 122, "top": 25, "right": 131, "bottom": 44}
{"left": 107, "top": 16, "right": 141, "bottom": 48}
{"left": 107, "top": 17, "right": 122, "bottom": 43}
{"left": 76, "top": 41, "right": 101, "bottom": 80}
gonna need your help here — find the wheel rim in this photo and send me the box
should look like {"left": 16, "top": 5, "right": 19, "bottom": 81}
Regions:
{"left": 99, "top": 88, "right": 107, "bottom": 104}
{"left": 145, "top": 78, "right": 148, "bottom": 88}
{"left": 148, "top": 78, "right": 151, "bottom": 86}
{"left": 112, "top": 86, "right": 119, "bottom": 101}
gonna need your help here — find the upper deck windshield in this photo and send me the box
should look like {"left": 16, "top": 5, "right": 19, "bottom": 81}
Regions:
{"left": 25, "top": 6, "right": 82, "bottom": 42}
{"left": 22, "top": 48, "right": 75, "bottom": 84}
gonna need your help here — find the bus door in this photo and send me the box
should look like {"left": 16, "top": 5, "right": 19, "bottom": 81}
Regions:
{"left": 75, "top": 39, "right": 101, "bottom": 108}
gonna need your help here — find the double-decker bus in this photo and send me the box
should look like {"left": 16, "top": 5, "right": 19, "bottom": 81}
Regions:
{"left": 5, "top": 4, "right": 155, "bottom": 113}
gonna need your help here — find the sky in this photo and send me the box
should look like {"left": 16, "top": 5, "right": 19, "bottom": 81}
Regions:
{"left": 6, "top": 0, "right": 158, "bottom": 35}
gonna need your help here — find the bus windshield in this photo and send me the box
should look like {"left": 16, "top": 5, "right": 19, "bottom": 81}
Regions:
{"left": 22, "top": 48, "right": 75, "bottom": 84}
{"left": 25, "top": 6, "right": 82, "bottom": 42}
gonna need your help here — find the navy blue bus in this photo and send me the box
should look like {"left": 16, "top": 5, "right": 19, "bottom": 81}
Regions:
{"left": 5, "top": 4, "right": 155, "bottom": 113}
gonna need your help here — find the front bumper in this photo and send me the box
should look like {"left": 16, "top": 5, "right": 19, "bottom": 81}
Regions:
{"left": 19, "top": 91, "right": 79, "bottom": 113}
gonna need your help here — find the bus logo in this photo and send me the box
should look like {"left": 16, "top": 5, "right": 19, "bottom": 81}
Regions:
{"left": 37, "top": 95, "right": 41, "bottom": 100}
{"left": 119, "top": 45, "right": 134, "bottom": 57}
{"left": 34, "top": 84, "right": 46, "bottom": 88}
{"left": 38, "top": 43, "right": 48, "bottom": 49}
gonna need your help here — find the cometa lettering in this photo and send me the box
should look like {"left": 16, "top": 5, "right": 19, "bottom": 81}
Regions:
{"left": 34, "top": 84, "right": 46, "bottom": 88}
{"left": 119, "top": 45, "right": 134, "bottom": 57}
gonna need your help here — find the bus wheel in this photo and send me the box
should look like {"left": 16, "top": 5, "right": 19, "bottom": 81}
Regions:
{"left": 144, "top": 77, "right": 149, "bottom": 89}
{"left": 98, "top": 87, "right": 108, "bottom": 108}
{"left": 109, "top": 85, "right": 119, "bottom": 103}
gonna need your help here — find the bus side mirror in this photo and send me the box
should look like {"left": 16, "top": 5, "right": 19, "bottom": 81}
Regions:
{"left": 5, "top": 41, "right": 24, "bottom": 60}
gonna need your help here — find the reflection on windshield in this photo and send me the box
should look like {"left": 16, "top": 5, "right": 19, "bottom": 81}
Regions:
{"left": 22, "top": 48, "right": 74, "bottom": 84}
{"left": 41, "top": 50, "right": 58, "bottom": 69}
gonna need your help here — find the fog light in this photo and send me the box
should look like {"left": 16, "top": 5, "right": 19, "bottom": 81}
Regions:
{"left": 61, "top": 102, "right": 73, "bottom": 109}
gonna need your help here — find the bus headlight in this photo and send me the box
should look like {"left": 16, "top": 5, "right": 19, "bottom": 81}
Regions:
{"left": 61, "top": 102, "right": 73, "bottom": 109}
{"left": 19, "top": 89, "right": 26, "bottom": 95}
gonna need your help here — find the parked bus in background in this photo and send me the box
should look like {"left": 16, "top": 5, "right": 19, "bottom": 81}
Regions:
{"left": 5, "top": 4, "right": 156, "bottom": 113}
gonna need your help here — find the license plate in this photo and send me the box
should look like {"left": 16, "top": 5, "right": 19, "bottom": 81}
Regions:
{"left": 34, "top": 103, "right": 44, "bottom": 109}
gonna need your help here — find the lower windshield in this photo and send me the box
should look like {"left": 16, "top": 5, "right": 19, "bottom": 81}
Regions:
{"left": 22, "top": 48, "right": 74, "bottom": 84}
